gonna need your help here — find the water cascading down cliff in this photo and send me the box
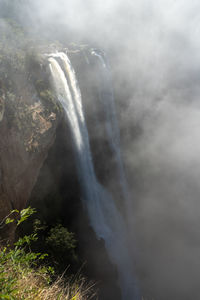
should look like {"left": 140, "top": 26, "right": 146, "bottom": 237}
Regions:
{"left": 90, "top": 49, "right": 132, "bottom": 213}
{"left": 48, "top": 51, "right": 140, "bottom": 300}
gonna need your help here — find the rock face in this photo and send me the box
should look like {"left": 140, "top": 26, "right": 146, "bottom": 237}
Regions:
{"left": 0, "top": 42, "right": 62, "bottom": 241}
{"left": 0, "top": 25, "right": 123, "bottom": 296}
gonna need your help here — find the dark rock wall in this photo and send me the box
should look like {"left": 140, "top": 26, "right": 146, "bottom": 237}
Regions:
{"left": 0, "top": 43, "right": 62, "bottom": 241}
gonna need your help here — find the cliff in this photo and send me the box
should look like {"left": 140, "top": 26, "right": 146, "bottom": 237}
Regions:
{"left": 0, "top": 20, "right": 122, "bottom": 299}
{"left": 0, "top": 20, "right": 62, "bottom": 241}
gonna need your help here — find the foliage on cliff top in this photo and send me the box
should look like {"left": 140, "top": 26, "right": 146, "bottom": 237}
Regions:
{"left": 0, "top": 207, "right": 96, "bottom": 300}
{"left": 0, "top": 18, "right": 28, "bottom": 73}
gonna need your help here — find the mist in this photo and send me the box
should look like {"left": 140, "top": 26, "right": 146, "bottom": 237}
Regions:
{"left": 2, "top": 0, "right": 200, "bottom": 298}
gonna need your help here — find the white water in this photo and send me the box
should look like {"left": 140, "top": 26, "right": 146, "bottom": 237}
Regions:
{"left": 90, "top": 49, "right": 132, "bottom": 213}
{"left": 48, "top": 52, "right": 140, "bottom": 299}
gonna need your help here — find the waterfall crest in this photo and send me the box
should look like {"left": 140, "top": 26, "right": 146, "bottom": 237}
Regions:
{"left": 48, "top": 52, "right": 140, "bottom": 300}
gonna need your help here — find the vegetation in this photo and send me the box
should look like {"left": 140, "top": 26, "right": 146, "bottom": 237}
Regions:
{"left": 0, "top": 207, "right": 96, "bottom": 300}
{"left": 45, "top": 224, "right": 78, "bottom": 267}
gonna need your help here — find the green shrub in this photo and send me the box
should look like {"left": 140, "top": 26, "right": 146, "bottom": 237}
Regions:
{"left": 0, "top": 207, "right": 52, "bottom": 298}
{"left": 0, "top": 207, "right": 96, "bottom": 299}
{"left": 46, "top": 224, "right": 78, "bottom": 267}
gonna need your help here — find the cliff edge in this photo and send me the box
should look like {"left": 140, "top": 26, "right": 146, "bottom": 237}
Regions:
{"left": 0, "top": 20, "right": 62, "bottom": 241}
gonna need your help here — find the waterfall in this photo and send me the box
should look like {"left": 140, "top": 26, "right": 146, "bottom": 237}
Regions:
{"left": 48, "top": 52, "right": 140, "bottom": 300}
{"left": 90, "top": 49, "right": 132, "bottom": 213}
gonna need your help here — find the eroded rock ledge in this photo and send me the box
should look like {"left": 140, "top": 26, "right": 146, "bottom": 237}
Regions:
{"left": 0, "top": 25, "right": 63, "bottom": 240}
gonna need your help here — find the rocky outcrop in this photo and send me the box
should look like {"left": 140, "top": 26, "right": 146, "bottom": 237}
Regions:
{"left": 0, "top": 39, "right": 62, "bottom": 241}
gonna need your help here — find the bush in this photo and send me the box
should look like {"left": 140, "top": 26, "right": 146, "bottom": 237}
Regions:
{"left": 46, "top": 224, "right": 78, "bottom": 269}
{"left": 0, "top": 207, "right": 96, "bottom": 300}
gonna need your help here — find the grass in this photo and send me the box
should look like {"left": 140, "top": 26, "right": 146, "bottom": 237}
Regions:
{"left": 0, "top": 207, "right": 96, "bottom": 300}
{"left": 1, "top": 260, "right": 96, "bottom": 299}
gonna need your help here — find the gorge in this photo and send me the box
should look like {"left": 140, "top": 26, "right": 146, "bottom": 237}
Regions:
{"left": 2, "top": 1, "right": 200, "bottom": 299}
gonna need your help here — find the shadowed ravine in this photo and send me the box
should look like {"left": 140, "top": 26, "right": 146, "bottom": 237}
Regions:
{"left": 48, "top": 52, "right": 140, "bottom": 299}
